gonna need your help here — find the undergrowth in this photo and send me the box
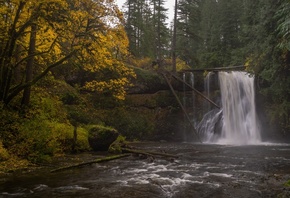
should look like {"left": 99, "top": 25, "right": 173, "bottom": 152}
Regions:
{"left": 0, "top": 86, "right": 91, "bottom": 164}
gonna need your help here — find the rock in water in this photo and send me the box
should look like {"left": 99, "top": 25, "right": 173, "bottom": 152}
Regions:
{"left": 88, "top": 125, "right": 119, "bottom": 151}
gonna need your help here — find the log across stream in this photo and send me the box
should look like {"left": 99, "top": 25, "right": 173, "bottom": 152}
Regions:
{"left": 51, "top": 147, "right": 178, "bottom": 173}
{"left": 1, "top": 142, "right": 290, "bottom": 198}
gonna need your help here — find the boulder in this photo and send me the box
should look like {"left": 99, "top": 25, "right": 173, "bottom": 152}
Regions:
{"left": 88, "top": 125, "right": 119, "bottom": 151}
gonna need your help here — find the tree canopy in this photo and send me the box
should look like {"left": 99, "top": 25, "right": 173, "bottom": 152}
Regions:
{"left": 0, "top": 0, "right": 135, "bottom": 106}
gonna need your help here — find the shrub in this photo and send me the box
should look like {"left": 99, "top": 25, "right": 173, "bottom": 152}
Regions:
{"left": 108, "top": 135, "right": 127, "bottom": 154}
{"left": 105, "top": 107, "right": 155, "bottom": 140}
{"left": 0, "top": 104, "right": 22, "bottom": 149}
{"left": 60, "top": 125, "right": 91, "bottom": 152}
{"left": 0, "top": 141, "right": 9, "bottom": 161}
{"left": 9, "top": 119, "right": 65, "bottom": 162}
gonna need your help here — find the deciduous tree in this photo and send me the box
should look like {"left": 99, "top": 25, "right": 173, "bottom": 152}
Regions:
{"left": 0, "top": 0, "right": 135, "bottom": 106}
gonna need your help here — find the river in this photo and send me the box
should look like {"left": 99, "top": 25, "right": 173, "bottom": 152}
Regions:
{"left": 1, "top": 142, "right": 290, "bottom": 198}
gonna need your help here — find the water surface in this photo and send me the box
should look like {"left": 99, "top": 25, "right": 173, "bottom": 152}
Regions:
{"left": 1, "top": 142, "right": 290, "bottom": 198}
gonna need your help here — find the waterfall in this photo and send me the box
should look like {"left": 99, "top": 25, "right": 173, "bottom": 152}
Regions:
{"left": 197, "top": 71, "right": 261, "bottom": 145}
{"left": 204, "top": 72, "right": 214, "bottom": 113}
{"left": 182, "top": 72, "right": 195, "bottom": 114}
{"left": 182, "top": 72, "right": 196, "bottom": 141}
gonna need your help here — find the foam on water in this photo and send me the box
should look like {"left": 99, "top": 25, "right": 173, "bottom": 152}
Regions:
{"left": 54, "top": 185, "right": 89, "bottom": 192}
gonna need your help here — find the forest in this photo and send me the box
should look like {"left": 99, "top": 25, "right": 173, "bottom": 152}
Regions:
{"left": 0, "top": 0, "right": 289, "bottom": 169}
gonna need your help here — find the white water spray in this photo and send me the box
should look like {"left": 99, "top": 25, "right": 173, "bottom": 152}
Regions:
{"left": 218, "top": 71, "right": 261, "bottom": 144}
{"left": 198, "top": 71, "right": 261, "bottom": 145}
{"left": 204, "top": 72, "right": 214, "bottom": 113}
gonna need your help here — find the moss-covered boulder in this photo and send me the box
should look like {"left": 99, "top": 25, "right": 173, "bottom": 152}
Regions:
{"left": 88, "top": 125, "right": 119, "bottom": 151}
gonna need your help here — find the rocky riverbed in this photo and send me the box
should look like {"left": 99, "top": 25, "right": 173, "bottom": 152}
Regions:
{"left": 0, "top": 142, "right": 290, "bottom": 198}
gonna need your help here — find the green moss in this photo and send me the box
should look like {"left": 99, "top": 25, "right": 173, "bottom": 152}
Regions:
{"left": 60, "top": 126, "right": 90, "bottom": 152}
{"left": 88, "top": 125, "right": 119, "bottom": 151}
{"left": 103, "top": 107, "right": 155, "bottom": 140}
{"left": 133, "top": 67, "right": 161, "bottom": 82}
{"left": 1, "top": 89, "right": 92, "bottom": 162}
{"left": 108, "top": 135, "right": 127, "bottom": 154}
{"left": 75, "top": 127, "right": 90, "bottom": 151}
{"left": 284, "top": 180, "right": 290, "bottom": 187}
{"left": 88, "top": 125, "right": 116, "bottom": 138}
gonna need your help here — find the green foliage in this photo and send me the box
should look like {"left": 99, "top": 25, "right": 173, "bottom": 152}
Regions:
{"left": 60, "top": 126, "right": 90, "bottom": 153}
{"left": 88, "top": 125, "right": 117, "bottom": 138}
{"left": 284, "top": 180, "right": 290, "bottom": 187}
{"left": 254, "top": 0, "right": 290, "bottom": 133}
{"left": 0, "top": 141, "right": 9, "bottom": 161}
{"left": 0, "top": 104, "right": 22, "bottom": 148}
{"left": 26, "top": 87, "right": 68, "bottom": 123}
{"left": 61, "top": 92, "right": 80, "bottom": 105}
{"left": 0, "top": 87, "right": 91, "bottom": 162}
{"left": 276, "top": 1, "right": 290, "bottom": 50}
{"left": 5, "top": 92, "right": 68, "bottom": 162}
{"left": 66, "top": 104, "right": 99, "bottom": 125}
{"left": 133, "top": 66, "right": 163, "bottom": 85}
{"left": 105, "top": 107, "right": 155, "bottom": 140}
{"left": 12, "top": 120, "right": 68, "bottom": 162}
{"left": 108, "top": 135, "right": 127, "bottom": 154}
{"left": 124, "top": 0, "right": 170, "bottom": 59}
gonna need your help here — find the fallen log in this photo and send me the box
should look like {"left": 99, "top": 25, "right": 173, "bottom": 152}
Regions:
{"left": 51, "top": 145, "right": 179, "bottom": 173}
{"left": 169, "top": 72, "right": 220, "bottom": 109}
{"left": 162, "top": 73, "right": 203, "bottom": 143}
{"left": 180, "top": 65, "right": 246, "bottom": 73}
{"left": 122, "top": 148, "right": 178, "bottom": 158}
{"left": 50, "top": 153, "right": 131, "bottom": 173}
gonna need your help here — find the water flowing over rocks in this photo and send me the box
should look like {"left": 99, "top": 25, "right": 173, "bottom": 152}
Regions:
{"left": 0, "top": 143, "right": 289, "bottom": 197}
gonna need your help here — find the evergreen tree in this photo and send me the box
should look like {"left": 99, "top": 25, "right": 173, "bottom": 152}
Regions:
{"left": 197, "top": 0, "right": 222, "bottom": 68}
{"left": 151, "top": 0, "right": 170, "bottom": 60}
{"left": 255, "top": 0, "right": 290, "bottom": 132}
{"left": 124, "top": 0, "right": 143, "bottom": 57}
{"left": 176, "top": 0, "right": 201, "bottom": 67}
{"left": 124, "top": 0, "right": 170, "bottom": 60}
{"left": 197, "top": 0, "right": 244, "bottom": 68}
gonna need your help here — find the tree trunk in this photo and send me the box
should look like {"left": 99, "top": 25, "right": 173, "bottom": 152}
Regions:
{"left": 157, "top": 0, "right": 161, "bottom": 61}
{"left": 162, "top": 73, "right": 202, "bottom": 143}
{"left": 71, "top": 125, "right": 78, "bottom": 153}
{"left": 0, "top": 2, "right": 26, "bottom": 103}
{"left": 21, "top": 24, "right": 37, "bottom": 106}
{"left": 14, "top": 45, "right": 22, "bottom": 83}
{"left": 172, "top": 0, "right": 178, "bottom": 72}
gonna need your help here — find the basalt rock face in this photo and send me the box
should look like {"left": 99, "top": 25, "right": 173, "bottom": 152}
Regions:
{"left": 129, "top": 67, "right": 205, "bottom": 95}
{"left": 128, "top": 68, "right": 174, "bottom": 94}
{"left": 88, "top": 126, "right": 119, "bottom": 151}
{"left": 125, "top": 91, "right": 186, "bottom": 142}
{"left": 119, "top": 68, "right": 201, "bottom": 142}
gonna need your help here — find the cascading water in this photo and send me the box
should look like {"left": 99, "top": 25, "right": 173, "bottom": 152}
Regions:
{"left": 182, "top": 72, "right": 196, "bottom": 141}
{"left": 204, "top": 72, "right": 214, "bottom": 113}
{"left": 218, "top": 71, "right": 261, "bottom": 144}
{"left": 197, "top": 71, "right": 261, "bottom": 145}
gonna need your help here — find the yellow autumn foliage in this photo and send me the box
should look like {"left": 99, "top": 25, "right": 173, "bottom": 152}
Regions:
{"left": 0, "top": 0, "right": 135, "bottom": 103}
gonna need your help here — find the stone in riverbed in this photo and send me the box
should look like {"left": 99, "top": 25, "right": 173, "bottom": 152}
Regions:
{"left": 88, "top": 125, "right": 119, "bottom": 151}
